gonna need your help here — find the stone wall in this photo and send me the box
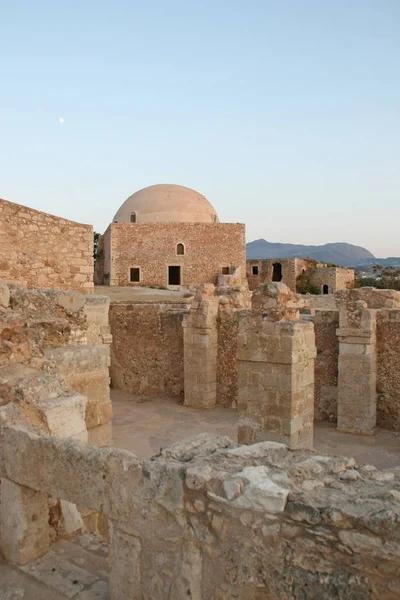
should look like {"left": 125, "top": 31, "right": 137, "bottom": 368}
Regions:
{"left": 0, "top": 282, "right": 112, "bottom": 445}
{"left": 109, "top": 300, "right": 190, "bottom": 397}
{"left": 1, "top": 427, "right": 400, "bottom": 599}
{"left": 314, "top": 310, "right": 339, "bottom": 421}
{"left": 0, "top": 198, "right": 94, "bottom": 293}
{"left": 377, "top": 309, "right": 400, "bottom": 430}
{"left": 246, "top": 258, "right": 311, "bottom": 292}
{"left": 97, "top": 222, "right": 246, "bottom": 287}
{"left": 311, "top": 266, "right": 354, "bottom": 294}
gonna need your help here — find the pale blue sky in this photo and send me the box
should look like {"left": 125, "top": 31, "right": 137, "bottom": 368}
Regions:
{"left": 1, "top": 0, "right": 399, "bottom": 257}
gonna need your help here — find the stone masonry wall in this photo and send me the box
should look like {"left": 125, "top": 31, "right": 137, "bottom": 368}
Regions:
{"left": 311, "top": 267, "right": 355, "bottom": 294}
{"left": 0, "top": 198, "right": 94, "bottom": 293}
{"left": 314, "top": 310, "right": 339, "bottom": 421}
{"left": 377, "top": 309, "right": 400, "bottom": 430}
{"left": 247, "top": 258, "right": 311, "bottom": 292}
{"left": 109, "top": 301, "right": 190, "bottom": 397}
{"left": 107, "top": 222, "right": 246, "bottom": 286}
{"left": 2, "top": 427, "right": 400, "bottom": 600}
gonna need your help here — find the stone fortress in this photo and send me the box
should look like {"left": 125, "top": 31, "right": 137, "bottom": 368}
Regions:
{"left": 0, "top": 187, "right": 399, "bottom": 599}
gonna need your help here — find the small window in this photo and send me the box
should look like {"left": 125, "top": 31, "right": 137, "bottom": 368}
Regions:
{"left": 177, "top": 243, "right": 185, "bottom": 255}
{"left": 130, "top": 212, "right": 136, "bottom": 223}
{"left": 212, "top": 214, "right": 217, "bottom": 223}
{"left": 222, "top": 266, "right": 230, "bottom": 275}
{"left": 323, "top": 284, "right": 329, "bottom": 294}
{"left": 252, "top": 265, "right": 259, "bottom": 275}
{"left": 130, "top": 267, "right": 140, "bottom": 282}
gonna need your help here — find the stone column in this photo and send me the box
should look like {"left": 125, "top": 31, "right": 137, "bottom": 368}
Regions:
{"left": 237, "top": 283, "right": 315, "bottom": 450}
{"left": 0, "top": 478, "right": 49, "bottom": 564}
{"left": 183, "top": 285, "right": 218, "bottom": 409}
{"left": 336, "top": 301, "right": 377, "bottom": 435}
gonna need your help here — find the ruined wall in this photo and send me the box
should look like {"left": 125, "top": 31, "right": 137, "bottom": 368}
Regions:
{"left": 335, "top": 266, "right": 356, "bottom": 290}
{"left": 377, "top": 309, "right": 400, "bottom": 430}
{"left": 0, "top": 282, "right": 112, "bottom": 445}
{"left": 246, "top": 258, "right": 311, "bottom": 291}
{"left": 109, "top": 301, "right": 189, "bottom": 397}
{"left": 0, "top": 198, "right": 94, "bottom": 293}
{"left": 314, "top": 310, "right": 339, "bottom": 421}
{"left": 311, "top": 266, "right": 355, "bottom": 294}
{"left": 106, "top": 222, "right": 246, "bottom": 287}
{"left": 2, "top": 427, "right": 400, "bottom": 600}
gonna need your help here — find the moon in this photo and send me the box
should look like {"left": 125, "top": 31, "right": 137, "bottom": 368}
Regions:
{"left": 59, "top": 117, "right": 64, "bottom": 124}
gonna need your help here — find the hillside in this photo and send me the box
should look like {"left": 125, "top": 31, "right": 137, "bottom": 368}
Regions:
{"left": 246, "top": 239, "right": 375, "bottom": 267}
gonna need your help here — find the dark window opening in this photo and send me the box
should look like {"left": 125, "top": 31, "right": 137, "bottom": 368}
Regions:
{"left": 130, "top": 267, "right": 140, "bottom": 282}
{"left": 252, "top": 265, "right": 259, "bottom": 275}
{"left": 272, "top": 263, "right": 282, "bottom": 282}
{"left": 323, "top": 284, "right": 329, "bottom": 294}
{"left": 177, "top": 243, "right": 185, "bottom": 255}
{"left": 168, "top": 266, "right": 181, "bottom": 285}
{"left": 222, "top": 266, "right": 230, "bottom": 275}
{"left": 130, "top": 212, "right": 136, "bottom": 223}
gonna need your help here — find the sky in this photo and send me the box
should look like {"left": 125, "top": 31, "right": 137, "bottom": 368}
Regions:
{"left": 1, "top": 1, "right": 399, "bottom": 257}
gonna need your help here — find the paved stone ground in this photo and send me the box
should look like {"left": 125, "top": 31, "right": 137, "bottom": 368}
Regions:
{"left": 0, "top": 535, "right": 109, "bottom": 600}
{"left": 111, "top": 389, "right": 400, "bottom": 469}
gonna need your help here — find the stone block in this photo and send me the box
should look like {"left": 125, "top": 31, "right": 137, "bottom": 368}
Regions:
{"left": 86, "top": 401, "right": 113, "bottom": 429}
{"left": 88, "top": 422, "right": 112, "bottom": 447}
{"left": 0, "top": 280, "right": 10, "bottom": 307}
{"left": 36, "top": 393, "right": 88, "bottom": 441}
{"left": 0, "top": 477, "right": 49, "bottom": 564}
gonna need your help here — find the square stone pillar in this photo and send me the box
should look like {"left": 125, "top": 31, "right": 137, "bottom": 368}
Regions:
{"left": 0, "top": 477, "right": 49, "bottom": 564}
{"left": 337, "top": 304, "right": 377, "bottom": 435}
{"left": 237, "top": 318, "right": 315, "bottom": 449}
{"left": 183, "top": 285, "right": 219, "bottom": 409}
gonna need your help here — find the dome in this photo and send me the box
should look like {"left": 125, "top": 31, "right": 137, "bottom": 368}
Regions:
{"left": 112, "top": 184, "right": 219, "bottom": 224}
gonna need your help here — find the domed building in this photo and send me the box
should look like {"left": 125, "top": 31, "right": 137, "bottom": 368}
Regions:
{"left": 95, "top": 184, "right": 245, "bottom": 287}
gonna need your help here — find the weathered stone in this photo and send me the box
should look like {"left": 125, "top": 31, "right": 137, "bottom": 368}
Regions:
{"left": 0, "top": 478, "right": 49, "bottom": 564}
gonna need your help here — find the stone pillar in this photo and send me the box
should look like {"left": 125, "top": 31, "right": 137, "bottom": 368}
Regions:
{"left": 237, "top": 283, "right": 314, "bottom": 450}
{"left": 237, "top": 319, "right": 315, "bottom": 449}
{"left": 0, "top": 477, "right": 49, "bottom": 564}
{"left": 183, "top": 284, "right": 218, "bottom": 409}
{"left": 337, "top": 301, "right": 377, "bottom": 435}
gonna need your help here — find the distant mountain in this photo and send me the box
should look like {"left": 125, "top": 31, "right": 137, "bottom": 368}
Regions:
{"left": 246, "top": 239, "right": 375, "bottom": 267}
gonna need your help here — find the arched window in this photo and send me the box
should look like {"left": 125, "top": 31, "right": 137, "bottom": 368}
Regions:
{"left": 177, "top": 243, "right": 185, "bottom": 255}
{"left": 130, "top": 212, "right": 136, "bottom": 223}
{"left": 212, "top": 214, "right": 217, "bottom": 223}
{"left": 323, "top": 284, "right": 329, "bottom": 294}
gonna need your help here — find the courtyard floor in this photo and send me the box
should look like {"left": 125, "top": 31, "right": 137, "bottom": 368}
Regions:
{"left": 111, "top": 389, "right": 400, "bottom": 470}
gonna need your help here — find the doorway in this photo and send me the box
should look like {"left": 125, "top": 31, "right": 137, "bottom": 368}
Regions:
{"left": 168, "top": 266, "right": 181, "bottom": 285}
{"left": 272, "top": 262, "right": 282, "bottom": 282}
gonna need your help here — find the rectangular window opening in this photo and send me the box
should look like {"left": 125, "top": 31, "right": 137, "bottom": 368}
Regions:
{"left": 252, "top": 265, "right": 259, "bottom": 275}
{"left": 222, "top": 266, "right": 230, "bottom": 275}
{"left": 130, "top": 267, "right": 140, "bottom": 283}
